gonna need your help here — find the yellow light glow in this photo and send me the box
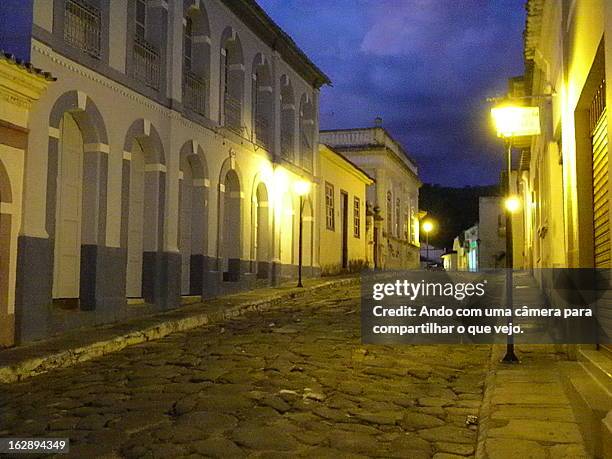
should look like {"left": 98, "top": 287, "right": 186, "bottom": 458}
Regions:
{"left": 505, "top": 195, "right": 521, "bottom": 213}
{"left": 293, "top": 179, "right": 311, "bottom": 196}
{"left": 491, "top": 105, "right": 540, "bottom": 138}
{"left": 272, "top": 168, "right": 288, "bottom": 194}
{"left": 422, "top": 220, "right": 434, "bottom": 233}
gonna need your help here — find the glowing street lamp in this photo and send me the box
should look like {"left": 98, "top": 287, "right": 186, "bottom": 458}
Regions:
{"left": 491, "top": 103, "right": 539, "bottom": 364}
{"left": 422, "top": 220, "right": 435, "bottom": 266}
{"left": 505, "top": 195, "right": 521, "bottom": 213}
{"left": 294, "top": 179, "right": 311, "bottom": 288}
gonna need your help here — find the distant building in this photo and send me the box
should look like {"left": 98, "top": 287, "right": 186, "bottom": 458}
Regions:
{"left": 419, "top": 242, "right": 444, "bottom": 267}
{"left": 445, "top": 197, "right": 505, "bottom": 272}
{"left": 320, "top": 123, "right": 421, "bottom": 269}
{"left": 478, "top": 197, "right": 505, "bottom": 269}
{"left": 463, "top": 225, "right": 479, "bottom": 272}
{"left": 441, "top": 249, "right": 457, "bottom": 271}
{"left": 318, "top": 144, "right": 374, "bottom": 274}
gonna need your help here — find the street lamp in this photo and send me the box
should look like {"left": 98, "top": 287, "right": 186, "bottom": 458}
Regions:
{"left": 504, "top": 195, "right": 521, "bottom": 213}
{"left": 422, "top": 220, "right": 434, "bottom": 266}
{"left": 491, "top": 103, "right": 538, "bottom": 364}
{"left": 294, "top": 179, "right": 311, "bottom": 288}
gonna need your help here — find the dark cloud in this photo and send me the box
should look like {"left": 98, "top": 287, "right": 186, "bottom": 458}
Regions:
{"left": 258, "top": 0, "right": 525, "bottom": 186}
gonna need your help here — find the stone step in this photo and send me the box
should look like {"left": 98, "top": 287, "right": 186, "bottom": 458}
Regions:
{"left": 578, "top": 349, "right": 612, "bottom": 394}
{"left": 559, "top": 360, "right": 612, "bottom": 458}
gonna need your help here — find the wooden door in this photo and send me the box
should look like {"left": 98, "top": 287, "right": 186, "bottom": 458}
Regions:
{"left": 53, "top": 113, "right": 83, "bottom": 299}
{"left": 126, "top": 142, "right": 145, "bottom": 298}
{"left": 180, "top": 166, "right": 193, "bottom": 295}
{"left": 341, "top": 191, "right": 348, "bottom": 269}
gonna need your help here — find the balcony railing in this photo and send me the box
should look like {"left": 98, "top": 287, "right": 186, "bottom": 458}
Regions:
{"left": 64, "top": 0, "right": 101, "bottom": 58}
{"left": 183, "top": 72, "right": 207, "bottom": 116}
{"left": 133, "top": 35, "right": 160, "bottom": 90}
{"left": 255, "top": 114, "right": 270, "bottom": 150}
{"left": 224, "top": 94, "right": 242, "bottom": 133}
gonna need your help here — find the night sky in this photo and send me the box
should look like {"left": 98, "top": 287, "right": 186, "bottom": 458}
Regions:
{"left": 259, "top": 0, "right": 526, "bottom": 186}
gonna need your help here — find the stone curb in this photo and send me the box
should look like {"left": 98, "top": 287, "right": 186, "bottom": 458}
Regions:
{"left": 475, "top": 344, "right": 499, "bottom": 459}
{"left": 0, "top": 277, "right": 359, "bottom": 384}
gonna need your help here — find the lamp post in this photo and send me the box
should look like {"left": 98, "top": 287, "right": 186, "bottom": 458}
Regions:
{"left": 491, "top": 104, "right": 538, "bottom": 364}
{"left": 422, "top": 220, "right": 434, "bottom": 267}
{"left": 294, "top": 179, "right": 311, "bottom": 288}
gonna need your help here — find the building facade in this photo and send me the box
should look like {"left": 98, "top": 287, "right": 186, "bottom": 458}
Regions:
{"left": 318, "top": 144, "right": 373, "bottom": 274}
{"left": 478, "top": 197, "right": 506, "bottom": 269}
{"left": 319, "top": 125, "right": 421, "bottom": 270}
{"left": 0, "top": 54, "right": 54, "bottom": 346}
{"left": 0, "top": 0, "right": 329, "bottom": 343}
{"left": 514, "top": 1, "right": 612, "bottom": 455}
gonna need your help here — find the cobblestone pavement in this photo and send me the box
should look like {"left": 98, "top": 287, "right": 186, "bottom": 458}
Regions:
{"left": 0, "top": 284, "right": 491, "bottom": 458}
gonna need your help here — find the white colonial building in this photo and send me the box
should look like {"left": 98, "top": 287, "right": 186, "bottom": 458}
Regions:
{"left": 0, "top": 0, "right": 329, "bottom": 344}
{"left": 320, "top": 123, "right": 422, "bottom": 269}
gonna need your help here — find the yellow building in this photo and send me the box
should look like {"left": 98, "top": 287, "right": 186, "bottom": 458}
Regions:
{"left": 515, "top": 1, "right": 612, "bottom": 455}
{"left": 320, "top": 123, "right": 422, "bottom": 269}
{"left": 0, "top": 53, "right": 53, "bottom": 346}
{"left": 318, "top": 144, "right": 374, "bottom": 274}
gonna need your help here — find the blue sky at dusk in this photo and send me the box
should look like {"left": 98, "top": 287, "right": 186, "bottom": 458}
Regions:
{"left": 258, "top": 0, "right": 526, "bottom": 186}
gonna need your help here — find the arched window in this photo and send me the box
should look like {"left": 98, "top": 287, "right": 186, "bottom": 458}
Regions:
{"left": 280, "top": 76, "right": 295, "bottom": 161}
{"left": 184, "top": 17, "right": 193, "bottom": 71}
{"left": 183, "top": 3, "right": 211, "bottom": 116}
{"left": 299, "top": 94, "right": 314, "bottom": 171}
{"left": 220, "top": 28, "right": 244, "bottom": 132}
{"left": 252, "top": 54, "right": 273, "bottom": 151}
{"left": 132, "top": 0, "right": 162, "bottom": 90}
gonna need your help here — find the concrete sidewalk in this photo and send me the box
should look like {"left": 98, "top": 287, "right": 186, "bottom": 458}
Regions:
{"left": 0, "top": 276, "right": 358, "bottom": 384}
{"left": 477, "top": 345, "right": 589, "bottom": 458}
{"left": 476, "top": 271, "right": 589, "bottom": 458}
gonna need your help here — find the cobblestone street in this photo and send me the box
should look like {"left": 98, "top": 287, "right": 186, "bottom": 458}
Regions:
{"left": 0, "top": 284, "right": 491, "bottom": 458}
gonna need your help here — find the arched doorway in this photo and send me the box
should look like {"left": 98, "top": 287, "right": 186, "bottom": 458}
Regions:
{"left": 179, "top": 152, "right": 207, "bottom": 295}
{"left": 53, "top": 112, "right": 84, "bottom": 300}
{"left": 222, "top": 169, "right": 242, "bottom": 281}
{"left": 255, "top": 182, "right": 270, "bottom": 278}
{"left": 44, "top": 91, "right": 108, "bottom": 311}
{"left": 122, "top": 120, "right": 166, "bottom": 303}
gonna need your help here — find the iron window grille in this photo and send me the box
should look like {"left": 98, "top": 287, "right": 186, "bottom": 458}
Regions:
{"left": 133, "top": 34, "right": 160, "bottom": 90}
{"left": 64, "top": 0, "right": 101, "bottom": 58}
{"left": 183, "top": 71, "right": 207, "bottom": 116}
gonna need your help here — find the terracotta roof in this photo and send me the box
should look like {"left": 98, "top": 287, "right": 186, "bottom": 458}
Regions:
{"left": 0, "top": 51, "right": 55, "bottom": 81}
